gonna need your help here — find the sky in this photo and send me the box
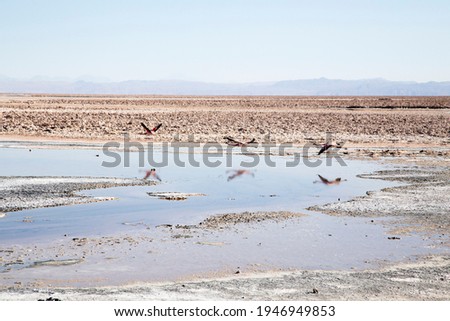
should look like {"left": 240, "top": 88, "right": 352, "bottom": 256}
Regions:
{"left": 1, "top": 0, "right": 450, "bottom": 83}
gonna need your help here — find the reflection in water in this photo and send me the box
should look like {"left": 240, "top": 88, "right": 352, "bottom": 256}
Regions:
{"left": 314, "top": 174, "right": 346, "bottom": 185}
{"left": 0, "top": 145, "right": 446, "bottom": 282}
{"left": 226, "top": 169, "right": 255, "bottom": 181}
{"left": 0, "top": 146, "right": 398, "bottom": 243}
{"left": 141, "top": 168, "right": 162, "bottom": 181}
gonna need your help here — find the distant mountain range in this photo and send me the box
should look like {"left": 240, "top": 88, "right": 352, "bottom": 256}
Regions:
{"left": 1, "top": 76, "right": 449, "bottom": 95}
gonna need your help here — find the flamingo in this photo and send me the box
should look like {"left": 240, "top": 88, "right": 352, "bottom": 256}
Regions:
{"left": 224, "top": 136, "right": 256, "bottom": 147}
{"left": 226, "top": 169, "right": 255, "bottom": 181}
{"left": 314, "top": 174, "right": 344, "bottom": 185}
{"left": 141, "top": 168, "right": 161, "bottom": 181}
{"left": 141, "top": 122, "right": 162, "bottom": 136}
{"left": 318, "top": 143, "right": 335, "bottom": 155}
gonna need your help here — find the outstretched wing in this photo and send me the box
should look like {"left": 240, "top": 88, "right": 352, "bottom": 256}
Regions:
{"left": 224, "top": 136, "right": 240, "bottom": 144}
{"left": 227, "top": 173, "right": 239, "bottom": 181}
{"left": 152, "top": 123, "right": 162, "bottom": 133}
{"left": 318, "top": 144, "right": 330, "bottom": 155}
{"left": 141, "top": 122, "right": 152, "bottom": 134}
{"left": 318, "top": 174, "right": 330, "bottom": 184}
{"left": 224, "top": 136, "right": 243, "bottom": 146}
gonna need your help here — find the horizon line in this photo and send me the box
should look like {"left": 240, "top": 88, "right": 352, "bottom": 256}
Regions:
{"left": 1, "top": 75, "right": 450, "bottom": 85}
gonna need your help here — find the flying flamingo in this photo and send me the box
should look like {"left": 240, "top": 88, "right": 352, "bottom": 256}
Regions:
{"left": 224, "top": 136, "right": 256, "bottom": 147}
{"left": 141, "top": 122, "right": 162, "bottom": 136}
{"left": 318, "top": 143, "right": 335, "bottom": 155}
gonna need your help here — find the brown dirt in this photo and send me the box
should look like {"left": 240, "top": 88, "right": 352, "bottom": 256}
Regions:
{"left": 1, "top": 95, "right": 449, "bottom": 148}
{"left": 1, "top": 94, "right": 450, "bottom": 300}
{"left": 197, "top": 211, "right": 305, "bottom": 229}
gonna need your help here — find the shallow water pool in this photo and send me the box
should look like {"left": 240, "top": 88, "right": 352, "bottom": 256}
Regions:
{"left": 0, "top": 144, "right": 445, "bottom": 282}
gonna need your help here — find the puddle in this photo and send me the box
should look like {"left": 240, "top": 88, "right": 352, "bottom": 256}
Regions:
{"left": 31, "top": 258, "right": 83, "bottom": 267}
{"left": 0, "top": 258, "right": 83, "bottom": 273}
{"left": 0, "top": 146, "right": 400, "bottom": 243}
{"left": 147, "top": 191, "right": 206, "bottom": 201}
{"left": 0, "top": 144, "right": 446, "bottom": 284}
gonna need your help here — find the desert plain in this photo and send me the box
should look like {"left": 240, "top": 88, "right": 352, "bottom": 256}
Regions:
{"left": 0, "top": 94, "right": 449, "bottom": 300}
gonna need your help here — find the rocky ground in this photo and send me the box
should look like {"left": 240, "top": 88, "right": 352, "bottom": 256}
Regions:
{"left": 1, "top": 95, "right": 449, "bottom": 300}
{"left": 2, "top": 255, "right": 448, "bottom": 301}
{"left": 1, "top": 95, "right": 449, "bottom": 151}
{"left": 0, "top": 176, "right": 156, "bottom": 214}
{"left": 197, "top": 211, "right": 305, "bottom": 229}
{"left": 308, "top": 168, "right": 450, "bottom": 243}
{"left": 0, "top": 166, "right": 449, "bottom": 300}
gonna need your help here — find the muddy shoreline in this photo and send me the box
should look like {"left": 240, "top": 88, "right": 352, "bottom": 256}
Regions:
{"left": 0, "top": 176, "right": 156, "bottom": 214}
{"left": 1, "top": 93, "right": 449, "bottom": 299}
{"left": 308, "top": 168, "right": 450, "bottom": 242}
{"left": 0, "top": 161, "right": 449, "bottom": 300}
{"left": 1, "top": 255, "right": 448, "bottom": 301}
{"left": 1, "top": 137, "right": 449, "bottom": 162}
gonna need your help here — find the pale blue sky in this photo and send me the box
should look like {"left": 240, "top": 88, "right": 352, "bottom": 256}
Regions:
{"left": 1, "top": 0, "right": 449, "bottom": 82}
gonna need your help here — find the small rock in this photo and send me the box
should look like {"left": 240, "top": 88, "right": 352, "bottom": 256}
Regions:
{"left": 156, "top": 224, "right": 173, "bottom": 228}
{"left": 38, "top": 297, "right": 61, "bottom": 301}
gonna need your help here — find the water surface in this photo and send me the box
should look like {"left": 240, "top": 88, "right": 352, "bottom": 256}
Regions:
{"left": 0, "top": 144, "right": 444, "bottom": 283}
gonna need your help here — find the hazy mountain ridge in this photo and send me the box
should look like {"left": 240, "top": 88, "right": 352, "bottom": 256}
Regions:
{"left": 0, "top": 77, "right": 449, "bottom": 95}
